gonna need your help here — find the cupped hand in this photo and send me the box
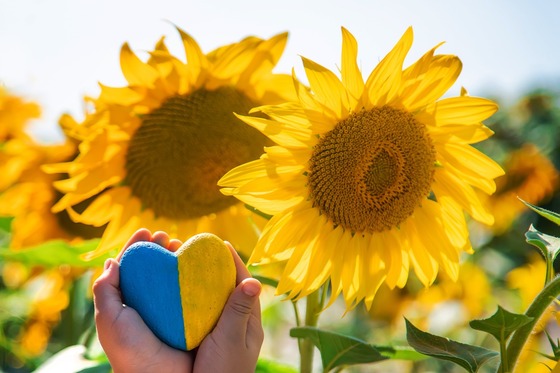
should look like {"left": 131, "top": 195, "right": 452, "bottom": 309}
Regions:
{"left": 92, "top": 228, "right": 263, "bottom": 373}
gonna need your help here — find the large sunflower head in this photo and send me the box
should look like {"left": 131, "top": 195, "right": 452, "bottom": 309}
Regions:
{"left": 45, "top": 27, "right": 296, "bottom": 259}
{"left": 219, "top": 27, "right": 504, "bottom": 310}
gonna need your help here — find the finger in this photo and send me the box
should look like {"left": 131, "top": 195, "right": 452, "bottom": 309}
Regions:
{"left": 214, "top": 277, "right": 262, "bottom": 345}
{"left": 152, "top": 231, "right": 170, "bottom": 248}
{"left": 168, "top": 239, "right": 183, "bottom": 252}
{"left": 224, "top": 241, "right": 251, "bottom": 284}
{"left": 246, "top": 297, "right": 264, "bottom": 350}
{"left": 92, "top": 259, "right": 123, "bottom": 327}
{"left": 117, "top": 228, "right": 152, "bottom": 261}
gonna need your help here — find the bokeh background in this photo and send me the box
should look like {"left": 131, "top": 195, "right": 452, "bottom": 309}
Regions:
{"left": 1, "top": 1, "right": 560, "bottom": 372}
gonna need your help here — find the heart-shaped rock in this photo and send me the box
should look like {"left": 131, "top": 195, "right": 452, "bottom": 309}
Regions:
{"left": 119, "top": 233, "right": 236, "bottom": 351}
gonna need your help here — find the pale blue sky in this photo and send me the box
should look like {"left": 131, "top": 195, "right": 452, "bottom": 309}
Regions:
{"left": 1, "top": 0, "right": 559, "bottom": 142}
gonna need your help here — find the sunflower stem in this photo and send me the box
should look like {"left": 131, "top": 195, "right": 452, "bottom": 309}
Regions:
{"left": 300, "top": 289, "right": 322, "bottom": 373}
{"left": 501, "top": 275, "right": 560, "bottom": 373}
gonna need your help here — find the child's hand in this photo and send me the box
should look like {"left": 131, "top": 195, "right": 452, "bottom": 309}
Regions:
{"left": 92, "top": 228, "right": 264, "bottom": 373}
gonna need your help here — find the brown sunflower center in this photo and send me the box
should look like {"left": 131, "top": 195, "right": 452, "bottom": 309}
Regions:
{"left": 308, "top": 106, "right": 436, "bottom": 233}
{"left": 125, "top": 86, "right": 269, "bottom": 219}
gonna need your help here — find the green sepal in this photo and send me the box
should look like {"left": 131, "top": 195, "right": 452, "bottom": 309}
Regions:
{"left": 525, "top": 224, "right": 560, "bottom": 264}
{"left": 519, "top": 198, "right": 560, "bottom": 226}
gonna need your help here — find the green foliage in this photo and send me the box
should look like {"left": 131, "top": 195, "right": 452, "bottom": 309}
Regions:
{"left": 0, "top": 239, "right": 106, "bottom": 268}
{"left": 405, "top": 319, "right": 499, "bottom": 373}
{"left": 256, "top": 358, "right": 298, "bottom": 372}
{"left": 0, "top": 217, "right": 12, "bottom": 247}
{"left": 469, "top": 306, "right": 533, "bottom": 343}
{"left": 290, "top": 326, "right": 388, "bottom": 372}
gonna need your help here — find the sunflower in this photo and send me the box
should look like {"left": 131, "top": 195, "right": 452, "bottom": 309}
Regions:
{"left": 219, "top": 27, "right": 504, "bottom": 310}
{"left": 484, "top": 143, "right": 558, "bottom": 234}
{"left": 0, "top": 137, "right": 82, "bottom": 247}
{"left": 45, "top": 27, "right": 296, "bottom": 260}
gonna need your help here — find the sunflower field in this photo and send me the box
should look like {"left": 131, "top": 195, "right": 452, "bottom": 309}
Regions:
{"left": 1, "top": 23, "right": 560, "bottom": 373}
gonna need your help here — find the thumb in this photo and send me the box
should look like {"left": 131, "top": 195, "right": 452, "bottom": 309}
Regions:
{"left": 92, "top": 259, "right": 124, "bottom": 329}
{"left": 216, "top": 278, "right": 262, "bottom": 342}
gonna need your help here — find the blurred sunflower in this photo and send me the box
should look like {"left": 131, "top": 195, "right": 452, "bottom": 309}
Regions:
{"left": 0, "top": 111, "right": 106, "bottom": 247}
{"left": 45, "top": 27, "right": 296, "bottom": 260}
{"left": 219, "top": 27, "right": 504, "bottom": 309}
{"left": 369, "top": 261, "right": 492, "bottom": 330}
{"left": 0, "top": 92, "right": 104, "bottom": 359}
{"left": 0, "top": 139, "right": 79, "bottom": 247}
{"left": 0, "top": 86, "right": 40, "bottom": 141}
{"left": 485, "top": 143, "right": 558, "bottom": 234}
{"left": 18, "top": 269, "right": 73, "bottom": 357}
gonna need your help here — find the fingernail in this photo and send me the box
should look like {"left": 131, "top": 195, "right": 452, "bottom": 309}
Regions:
{"left": 242, "top": 280, "right": 261, "bottom": 297}
{"left": 104, "top": 259, "right": 112, "bottom": 270}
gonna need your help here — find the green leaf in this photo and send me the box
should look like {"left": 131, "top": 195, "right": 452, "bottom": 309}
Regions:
{"left": 405, "top": 318, "right": 498, "bottom": 373}
{"left": 0, "top": 216, "right": 12, "bottom": 247}
{"left": 525, "top": 224, "right": 560, "bottom": 263}
{"left": 0, "top": 239, "right": 107, "bottom": 268}
{"left": 519, "top": 198, "right": 560, "bottom": 226}
{"left": 256, "top": 358, "right": 298, "bottom": 373}
{"left": 0, "top": 216, "right": 13, "bottom": 232}
{"left": 375, "top": 345, "right": 428, "bottom": 361}
{"left": 470, "top": 306, "right": 533, "bottom": 344}
{"left": 290, "top": 327, "right": 388, "bottom": 372}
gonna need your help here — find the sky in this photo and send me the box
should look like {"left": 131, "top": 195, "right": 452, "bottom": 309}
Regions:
{"left": 1, "top": 0, "right": 559, "bottom": 143}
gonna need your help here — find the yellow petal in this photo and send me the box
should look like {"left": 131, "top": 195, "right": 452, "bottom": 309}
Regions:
{"left": 433, "top": 169, "right": 494, "bottom": 225}
{"left": 438, "top": 196, "right": 471, "bottom": 251}
{"left": 176, "top": 27, "right": 208, "bottom": 86}
{"left": 404, "top": 221, "right": 439, "bottom": 287}
{"left": 438, "top": 145, "right": 503, "bottom": 194}
{"left": 364, "top": 27, "right": 413, "bottom": 106}
{"left": 235, "top": 113, "right": 312, "bottom": 148}
{"left": 98, "top": 84, "right": 145, "bottom": 106}
{"left": 429, "top": 123, "right": 494, "bottom": 145}
{"left": 302, "top": 56, "right": 348, "bottom": 118}
{"left": 413, "top": 201, "right": 460, "bottom": 281}
{"left": 340, "top": 27, "right": 364, "bottom": 110}
{"left": 237, "top": 33, "right": 289, "bottom": 92}
{"left": 402, "top": 54, "right": 462, "bottom": 111}
{"left": 322, "top": 226, "right": 346, "bottom": 308}
{"left": 120, "top": 43, "right": 159, "bottom": 87}
{"left": 432, "top": 96, "right": 498, "bottom": 126}
{"left": 69, "top": 187, "right": 130, "bottom": 226}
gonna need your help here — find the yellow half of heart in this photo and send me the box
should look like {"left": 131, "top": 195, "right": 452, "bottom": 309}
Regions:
{"left": 177, "top": 233, "right": 236, "bottom": 348}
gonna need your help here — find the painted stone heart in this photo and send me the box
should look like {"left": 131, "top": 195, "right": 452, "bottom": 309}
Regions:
{"left": 119, "top": 232, "right": 236, "bottom": 351}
